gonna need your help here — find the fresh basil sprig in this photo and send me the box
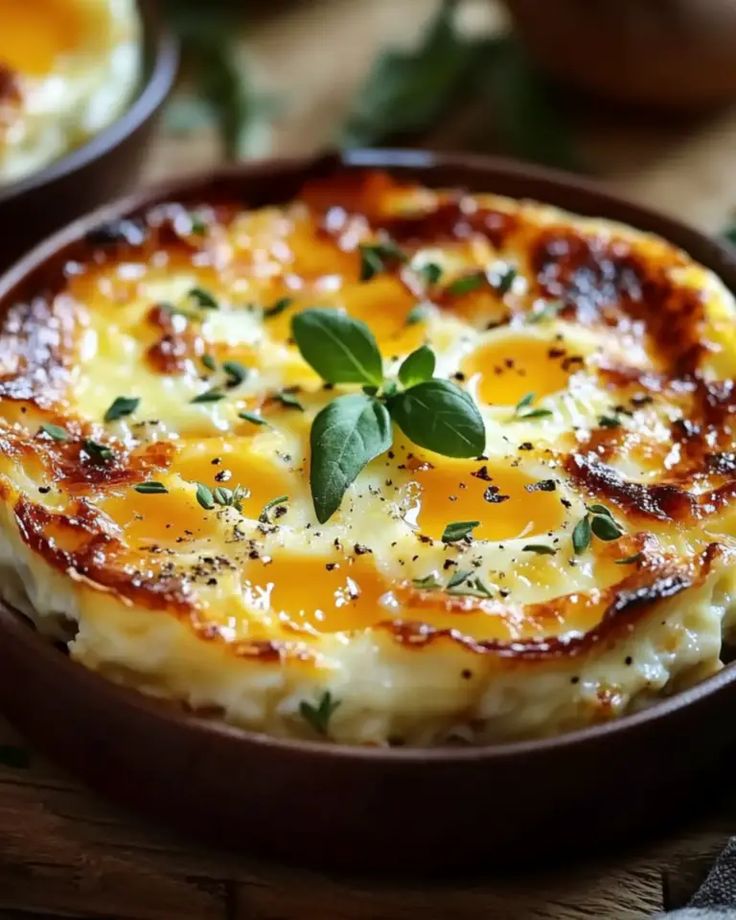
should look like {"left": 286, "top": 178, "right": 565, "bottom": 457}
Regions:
{"left": 291, "top": 308, "right": 486, "bottom": 523}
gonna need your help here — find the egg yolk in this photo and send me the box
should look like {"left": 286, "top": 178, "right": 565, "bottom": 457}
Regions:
{"left": 243, "top": 554, "right": 388, "bottom": 634}
{"left": 403, "top": 453, "right": 565, "bottom": 542}
{"left": 463, "top": 335, "right": 577, "bottom": 407}
{"left": 0, "top": 0, "right": 84, "bottom": 75}
{"left": 171, "top": 437, "right": 294, "bottom": 521}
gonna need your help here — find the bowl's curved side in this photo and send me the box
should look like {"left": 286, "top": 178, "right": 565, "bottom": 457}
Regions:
{"left": 0, "top": 1, "right": 179, "bottom": 267}
{"left": 1, "top": 149, "right": 736, "bottom": 869}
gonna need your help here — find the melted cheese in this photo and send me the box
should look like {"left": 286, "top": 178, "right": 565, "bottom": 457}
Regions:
{"left": 0, "top": 172, "right": 735, "bottom": 746}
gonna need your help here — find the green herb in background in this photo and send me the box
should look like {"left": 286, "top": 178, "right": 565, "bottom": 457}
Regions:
{"left": 341, "top": 0, "right": 580, "bottom": 171}
{"left": 340, "top": 0, "right": 474, "bottom": 149}
{"left": 163, "top": 1, "right": 277, "bottom": 160}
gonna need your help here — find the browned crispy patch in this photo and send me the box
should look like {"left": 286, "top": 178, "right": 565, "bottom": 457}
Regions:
{"left": 384, "top": 547, "right": 720, "bottom": 660}
{"left": 14, "top": 497, "right": 193, "bottom": 614}
{"left": 529, "top": 226, "right": 703, "bottom": 375}
{"left": 146, "top": 303, "right": 204, "bottom": 374}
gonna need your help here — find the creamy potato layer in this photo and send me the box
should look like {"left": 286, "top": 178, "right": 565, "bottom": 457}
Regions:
{"left": 0, "top": 169, "right": 735, "bottom": 746}
{"left": 0, "top": 0, "right": 141, "bottom": 183}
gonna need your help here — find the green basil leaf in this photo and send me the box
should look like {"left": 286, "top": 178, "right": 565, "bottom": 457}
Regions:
{"left": 388, "top": 379, "right": 485, "bottom": 458}
{"left": 201, "top": 354, "right": 217, "bottom": 371}
{"left": 572, "top": 515, "right": 591, "bottom": 555}
{"left": 310, "top": 393, "right": 392, "bottom": 523}
{"left": 104, "top": 396, "right": 140, "bottom": 423}
{"left": 587, "top": 503, "right": 614, "bottom": 519}
{"left": 441, "top": 520, "right": 479, "bottom": 543}
{"left": 398, "top": 345, "right": 436, "bottom": 389}
{"left": 291, "top": 308, "right": 383, "bottom": 386}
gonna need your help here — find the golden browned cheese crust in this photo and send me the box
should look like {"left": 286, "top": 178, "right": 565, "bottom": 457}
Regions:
{"left": 0, "top": 169, "right": 734, "bottom": 745}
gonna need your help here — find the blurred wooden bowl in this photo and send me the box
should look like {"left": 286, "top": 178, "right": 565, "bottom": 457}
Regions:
{"left": 504, "top": 0, "right": 736, "bottom": 111}
{"left": 0, "top": 2, "right": 179, "bottom": 269}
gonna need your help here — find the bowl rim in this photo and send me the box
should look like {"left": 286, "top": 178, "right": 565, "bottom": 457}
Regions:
{"left": 2, "top": 146, "right": 736, "bottom": 767}
{"left": 0, "top": 0, "right": 180, "bottom": 207}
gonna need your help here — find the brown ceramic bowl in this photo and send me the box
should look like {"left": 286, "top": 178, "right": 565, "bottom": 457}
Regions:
{"left": 504, "top": 0, "right": 736, "bottom": 111}
{"left": 0, "top": 1, "right": 179, "bottom": 270}
{"left": 1, "top": 149, "right": 736, "bottom": 872}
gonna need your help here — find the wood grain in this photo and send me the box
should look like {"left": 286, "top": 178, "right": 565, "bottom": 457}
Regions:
{"left": 6, "top": 1, "right": 736, "bottom": 917}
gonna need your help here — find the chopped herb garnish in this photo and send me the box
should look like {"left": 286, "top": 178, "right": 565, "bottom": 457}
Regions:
{"left": 417, "top": 262, "right": 443, "bottom": 286}
{"left": 447, "top": 575, "right": 492, "bottom": 599}
{"left": 446, "top": 271, "right": 486, "bottom": 297}
{"left": 189, "top": 212, "right": 207, "bottom": 235}
{"left": 406, "top": 303, "right": 432, "bottom": 326}
{"left": 188, "top": 287, "right": 219, "bottom": 310}
{"left": 358, "top": 241, "right": 407, "bottom": 281}
{"left": 259, "top": 494, "right": 289, "bottom": 524}
{"left": 222, "top": 360, "right": 248, "bottom": 387}
{"left": 104, "top": 396, "right": 140, "bottom": 423}
{"left": 83, "top": 439, "right": 113, "bottom": 461}
{"left": 573, "top": 504, "right": 623, "bottom": 554}
{"left": 238, "top": 410, "right": 267, "bottom": 426}
{"left": 572, "top": 515, "right": 592, "bottom": 555}
{"left": 213, "top": 484, "right": 247, "bottom": 511}
{"left": 300, "top": 690, "right": 340, "bottom": 736}
{"left": 446, "top": 569, "right": 472, "bottom": 589}
{"left": 590, "top": 514, "right": 624, "bottom": 541}
{"left": 412, "top": 573, "right": 442, "bottom": 590}
{"left": 512, "top": 392, "right": 553, "bottom": 421}
{"left": 263, "top": 296, "right": 294, "bottom": 319}
{"left": 441, "top": 520, "right": 480, "bottom": 543}
{"left": 617, "top": 552, "right": 643, "bottom": 565}
{"left": 39, "top": 423, "right": 70, "bottom": 442}
{"left": 522, "top": 544, "right": 556, "bottom": 555}
{"left": 599, "top": 415, "right": 621, "bottom": 429}
{"left": 135, "top": 482, "right": 168, "bottom": 494}
{"left": 276, "top": 392, "right": 304, "bottom": 411}
{"left": 195, "top": 482, "right": 215, "bottom": 510}
{"left": 495, "top": 266, "right": 517, "bottom": 296}
{"left": 201, "top": 354, "right": 217, "bottom": 371}
{"left": 191, "top": 388, "right": 225, "bottom": 404}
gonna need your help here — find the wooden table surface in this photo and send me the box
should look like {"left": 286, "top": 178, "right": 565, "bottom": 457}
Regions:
{"left": 4, "top": 2, "right": 736, "bottom": 917}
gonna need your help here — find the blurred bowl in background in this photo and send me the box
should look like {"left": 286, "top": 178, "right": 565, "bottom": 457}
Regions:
{"left": 0, "top": 1, "right": 178, "bottom": 269}
{"left": 504, "top": 0, "right": 736, "bottom": 111}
